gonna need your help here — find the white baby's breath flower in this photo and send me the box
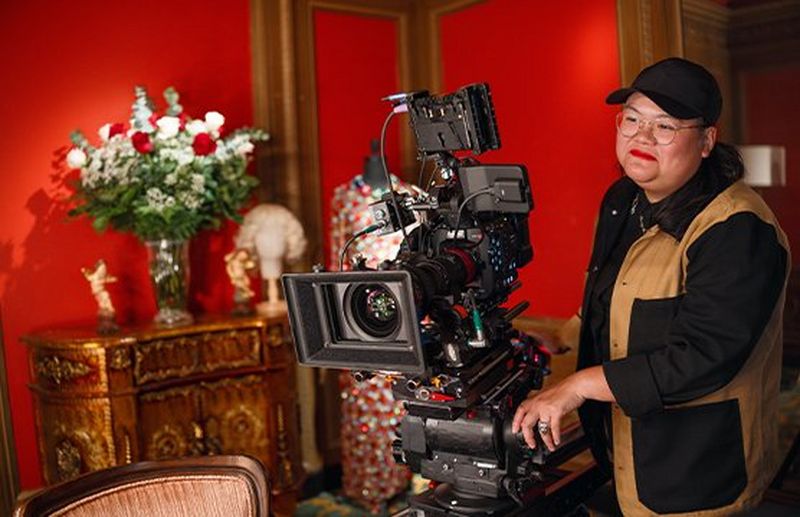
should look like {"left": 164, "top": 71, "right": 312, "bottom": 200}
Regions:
{"left": 204, "top": 111, "right": 225, "bottom": 132}
{"left": 178, "top": 191, "right": 201, "bottom": 210}
{"left": 156, "top": 116, "right": 181, "bottom": 139}
{"left": 214, "top": 146, "right": 229, "bottom": 161}
{"left": 176, "top": 149, "right": 194, "bottom": 166}
{"left": 88, "top": 155, "right": 102, "bottom": 173}
{"left": 185, "top": 119, "right": 207, "bottom": 136}
{"left": 165, "top": 172, "right": 178, "bottom": 186}
{"left": 158, "top": 146, "right": 194, "bottom": 168}
{"left": 190, "top": 173, "right": 205, "bottom": 193}
{"left": 66, "top": 148, "right": 87, "bottom": 169}
{"left": 79, "top": 168, "right": 92, "bottom": 187}
{"left": 146, "top": 187, "right": 168, "bottom": 212}
{"left": 98, "top": 123, "right": 111, "bottom": 142}
{"left": 236, "top": 142, "right": 254, "bottom": 156}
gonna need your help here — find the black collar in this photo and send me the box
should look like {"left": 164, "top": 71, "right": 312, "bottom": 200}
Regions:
{"left": 611, "top": 167, "right": 728, "bottom": 242}
{"left": 651, "top": 167, "right": 727, "bottom": 241}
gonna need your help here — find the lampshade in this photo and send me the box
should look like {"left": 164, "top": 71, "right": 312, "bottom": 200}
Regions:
{"left": 737, "top": 145, "right": 786, "bottom": 187}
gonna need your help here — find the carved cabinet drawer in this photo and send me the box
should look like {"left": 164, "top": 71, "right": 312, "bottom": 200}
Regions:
{"left": 134, "top": 328, "right": 262, "bottom": 385}
{"left": 24, "top": 313, "right": 303, "bottom": 517}
{"left": 29, "top": 346, "right": 109, "bottom": 393}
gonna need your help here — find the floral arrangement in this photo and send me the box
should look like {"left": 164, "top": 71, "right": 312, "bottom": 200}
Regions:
{"left": 65, "top": 86, "right": 268, "bottom": 241}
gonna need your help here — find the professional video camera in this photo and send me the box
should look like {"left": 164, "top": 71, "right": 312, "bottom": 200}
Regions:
{"left": 283, "top": 84, "right": 603, "bottom": 516}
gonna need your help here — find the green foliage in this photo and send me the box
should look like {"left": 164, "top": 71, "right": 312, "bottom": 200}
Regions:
{"left": 131, "top": 85, "right": 156, "bottom": 132}
{"left": 70, "top": 130, "right": 91, "bottom": 150}
{"left": 163, "top": 87, "right": 183, "bottom": 117}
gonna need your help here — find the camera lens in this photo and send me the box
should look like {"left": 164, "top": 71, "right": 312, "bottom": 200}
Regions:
{"left": 347, "top": 284, "right": 400, "bottom": 338}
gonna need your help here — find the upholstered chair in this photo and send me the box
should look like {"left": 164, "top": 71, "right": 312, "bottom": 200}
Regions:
{"left": 13, "top": 455, "right": 270, "bottom": 517}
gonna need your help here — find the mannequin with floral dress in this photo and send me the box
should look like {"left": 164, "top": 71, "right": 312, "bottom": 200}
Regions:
{"left": 328, "top": 140, "right": 420, "bottom": 513}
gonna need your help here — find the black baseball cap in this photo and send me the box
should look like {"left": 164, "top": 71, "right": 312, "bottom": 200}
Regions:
{"left": 606, "top": 57, "right": 722, "bottom": 125}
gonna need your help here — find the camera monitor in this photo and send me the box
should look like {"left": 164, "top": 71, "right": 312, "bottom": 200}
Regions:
{"left": 282, "top": 270, "right": 426, "bottom": 374}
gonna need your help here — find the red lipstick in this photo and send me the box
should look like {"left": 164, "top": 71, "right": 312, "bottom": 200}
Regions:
{"left": 630, "top": 149, "right": 656, "bottom": 161}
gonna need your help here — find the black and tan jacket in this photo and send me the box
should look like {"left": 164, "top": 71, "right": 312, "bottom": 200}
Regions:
{"left": 578, "top": 177, "right": 790, "bottom": 516}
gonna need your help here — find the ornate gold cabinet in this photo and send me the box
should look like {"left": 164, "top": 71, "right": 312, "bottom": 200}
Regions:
{"left": 24, "top": 314, "right": 303, "bottom": 516}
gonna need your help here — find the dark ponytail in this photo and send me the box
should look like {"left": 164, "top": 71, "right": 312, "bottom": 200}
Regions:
{"left": 704, "top": 141, "right": 744, "bottom": 183}
{"left": 649, "top": 141, "right": 742, "bottom": 236}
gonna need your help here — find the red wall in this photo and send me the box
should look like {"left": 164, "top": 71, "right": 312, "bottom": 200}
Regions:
{"left": 742, "top": 65, "right": 800, "bottom": 262}
{"left": 439, "top": 0, "right": 621, "bottom": 317}
{"left": 314, "top": 10, "right": 402, "bottom": 267}
{"left": 0, "top": 0, "right": 253, "bottom": 489}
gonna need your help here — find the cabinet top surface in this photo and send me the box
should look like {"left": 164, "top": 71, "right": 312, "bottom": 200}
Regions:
{"left": 22, "top": 312, "right": 289, "bottom": 348}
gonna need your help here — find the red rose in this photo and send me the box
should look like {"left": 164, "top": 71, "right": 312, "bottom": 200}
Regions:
{"left": 108, "top": 122, "right": 125, "bottom": 138}
{"left": 131, "top": 131, "right": 153, "bottom": 154}
{"left": 192, "top": 133, "right": 217, "bottom": 156}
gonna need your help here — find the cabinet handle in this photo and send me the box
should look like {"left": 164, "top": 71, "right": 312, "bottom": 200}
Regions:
{"left": 188, "top": 421, "right": 205, "bottom": 456}
{"left": 188, "top": 420, "right": 223, "bottom": 456}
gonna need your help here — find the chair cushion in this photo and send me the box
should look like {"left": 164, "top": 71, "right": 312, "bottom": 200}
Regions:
{"left": 52, "top": 475, "right": 256, "bottom": 517}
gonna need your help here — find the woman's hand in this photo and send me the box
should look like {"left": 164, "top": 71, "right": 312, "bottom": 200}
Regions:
{"left": 511, "top": 376, "right": 585, "bottom": 451}
{"left": 511, "top": 366, "right": 615, "bottom": 451}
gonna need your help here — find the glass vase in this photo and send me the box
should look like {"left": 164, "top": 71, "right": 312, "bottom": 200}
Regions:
{"left": 145, "top": 239, "right": 194, "bottom": 326}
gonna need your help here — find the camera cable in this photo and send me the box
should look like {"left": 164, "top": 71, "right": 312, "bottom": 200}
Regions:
{"left": 453, "top": 187, "right": 496, "bottom": 239}
{"left": 380, "top": 108, "right": 410, "bottom": 245}
{"left": 338, "top": 221, "right": 388, "bottom": 271}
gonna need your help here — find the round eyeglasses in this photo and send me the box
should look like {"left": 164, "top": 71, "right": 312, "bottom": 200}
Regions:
{"left": 616, "top": 111, "right": 706, "bottom": 145}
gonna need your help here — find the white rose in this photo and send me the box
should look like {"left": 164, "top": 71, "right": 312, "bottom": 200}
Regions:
{"left": 204, "top": 111, "right": 225, "bottom": 132}
{"left": 185, "top": 119, "right": 207, "bottom": 136}
{"left": 66, "top": 148, "right": 87, "bottom": 169}
{"left": 98, "top": 123, "right": 111, "bottom": 142}
{"left": 156, "top": 116, "right": 181, "bottom": 139}
{"left": 236, "top": 142, "right": 254, "bottom": 156}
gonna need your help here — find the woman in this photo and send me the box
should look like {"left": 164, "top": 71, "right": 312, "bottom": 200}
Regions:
{"left": 512, "top": 58, "right": 790, "bottom": 515}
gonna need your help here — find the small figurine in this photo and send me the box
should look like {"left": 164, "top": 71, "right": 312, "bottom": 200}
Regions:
{"left": 236, "top": 204, "right": 307, "bottom": 314}
{"left": 81, "top": 259, "right": 119, "bottom": 334}
{"left": 224, "top": 248, "right": 258, "bottom": 315}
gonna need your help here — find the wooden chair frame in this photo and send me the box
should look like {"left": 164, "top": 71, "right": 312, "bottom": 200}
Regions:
{"left": 13, "top": 455, "right": 270, "bottom": 517}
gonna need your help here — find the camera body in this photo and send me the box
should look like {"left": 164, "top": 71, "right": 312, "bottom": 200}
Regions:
{"left": 285, "top": 84, "right": 534, "bottom": 375}
{"left": 283, "top": 84, "right": 584, "bottom": 514}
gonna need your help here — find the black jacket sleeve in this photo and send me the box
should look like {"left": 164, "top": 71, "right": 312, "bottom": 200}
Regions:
{"left": 603, "top": 212, "right": 788, "bottom": 418}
